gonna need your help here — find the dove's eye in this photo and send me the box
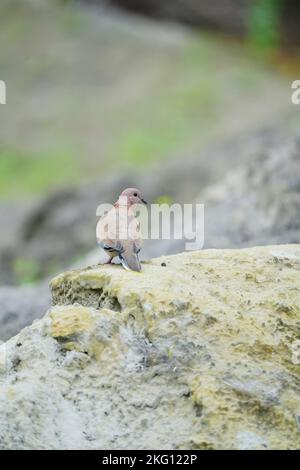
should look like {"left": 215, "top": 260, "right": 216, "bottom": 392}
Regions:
{"left": 133, "top": 193, "right": 138, "bottom": 197}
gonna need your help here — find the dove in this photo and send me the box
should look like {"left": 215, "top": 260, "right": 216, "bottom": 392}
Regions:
{"left": 96, "top": 188, "right": 147, "bottom": 272}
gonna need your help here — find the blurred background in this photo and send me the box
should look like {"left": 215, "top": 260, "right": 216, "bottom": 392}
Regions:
{"left": 0, "top": 0, "right": 300, "bottom": 338}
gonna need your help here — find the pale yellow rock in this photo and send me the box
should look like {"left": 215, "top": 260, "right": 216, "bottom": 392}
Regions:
{"left": 50, "top": 306, "right": 95, "bottom": 338}
{"left": 1, "top": 245, "right": 300, "bottom": 449}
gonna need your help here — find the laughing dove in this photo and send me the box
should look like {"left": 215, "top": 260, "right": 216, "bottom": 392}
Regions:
{"left": 96, "top": 188, "right": 147, "bottom": 272}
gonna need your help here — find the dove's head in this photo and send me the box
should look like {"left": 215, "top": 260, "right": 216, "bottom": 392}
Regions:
{"left": 118, "top": 188, "right": 147, "bottom": 207}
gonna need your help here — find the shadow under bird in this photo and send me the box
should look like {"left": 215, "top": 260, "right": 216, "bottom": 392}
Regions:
{"left": 96, "top": 188, "right": 147, "bottom": 272}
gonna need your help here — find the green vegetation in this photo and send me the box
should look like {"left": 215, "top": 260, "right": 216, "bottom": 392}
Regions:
{"left": 13, "top": 257, "right": 40, "bottom": 285}
{"left": 114, "top": 80, "right": 216, "bottom": 167}
{"left": 154, "top": 195, "right": 174, "bottom": 206}
{"left": 0, "top": 0, "right": 292, "bottom": 200}
{"left": 248, "top": 0, "right": 284, "bottom": 51}
{"left": 13, "top": 256, "right": 63, "bottom": 284}
{"left": 0, "top": 146, "right": 80, "bottom": 199}
{"left": 110, "top": 36, "right": 273, "bottom": 169}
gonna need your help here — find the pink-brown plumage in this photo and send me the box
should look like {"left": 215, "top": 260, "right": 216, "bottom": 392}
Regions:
{"left": 96, "top": 188, "right": 147, "bottom": 272}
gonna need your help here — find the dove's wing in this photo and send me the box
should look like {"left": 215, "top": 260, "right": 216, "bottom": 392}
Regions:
{"left": 119, "top": 240, "right": 141, "bottom": 272}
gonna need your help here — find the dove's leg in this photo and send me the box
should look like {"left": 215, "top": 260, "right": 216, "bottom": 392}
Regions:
{"left": 103, "top": 250, "right": 118, "bottom": 265}
{"left": 100, "top": 243, "right": 121, "bottom": 266}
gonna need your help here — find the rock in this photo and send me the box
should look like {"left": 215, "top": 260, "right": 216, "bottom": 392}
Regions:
{"left": 1, "top": 244, "right": 300, "bottom": 449}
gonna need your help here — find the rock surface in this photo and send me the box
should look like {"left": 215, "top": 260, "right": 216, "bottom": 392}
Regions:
{"left": 1, "top": 244, "right": 300, "bottom": 450}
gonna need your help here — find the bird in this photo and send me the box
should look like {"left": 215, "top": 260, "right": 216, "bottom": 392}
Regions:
{"left": 96, "top": 188, "right": 147, "bottom": 272}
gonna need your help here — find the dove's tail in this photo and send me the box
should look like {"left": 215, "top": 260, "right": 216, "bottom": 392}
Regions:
{"left": 119, "top": 245, "right": 141, "bottom": 272}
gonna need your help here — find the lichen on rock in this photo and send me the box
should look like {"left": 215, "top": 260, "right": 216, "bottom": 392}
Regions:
{"left": 1, "top": 245, "right": 300, "bottom": 449}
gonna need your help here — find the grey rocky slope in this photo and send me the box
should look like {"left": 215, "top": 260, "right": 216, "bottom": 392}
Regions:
{"left": 1, "top": 245, "right": 300, "bottom": 449}
{"left": 149, "top": 131, "right": 300, "bottom": 257}
{"left": 202, "top": 135, "right": 300, "bottom": 248}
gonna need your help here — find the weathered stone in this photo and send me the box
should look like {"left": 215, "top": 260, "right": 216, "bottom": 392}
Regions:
{"left": 0, "top": 245, "right": 300, "bottom": 449}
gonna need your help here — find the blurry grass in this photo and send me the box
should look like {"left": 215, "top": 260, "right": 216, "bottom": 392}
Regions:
{"left": 13, "top": 256, "right": 62, "bottom": 284}
{"left": 0, "top": 0, "right": 293, "bottom": 199}
{"left": 109, "top": 38, "right": 223, "bottom": 167}
{"left": 0, "top": 146, "right": 80, "bottom": 198}
{"left": 109, "top": 37, "right": 267, "bottom": 168}
{"left": 13, "top": 258, "right": 40, "bottom": 285}
{"left": 0, "top": 31, "right": 280, "bottom": 197}
{"left": 115, "top": 80, "right": 216, "bottom": 167}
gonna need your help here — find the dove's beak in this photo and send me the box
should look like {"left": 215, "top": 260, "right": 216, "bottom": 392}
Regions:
{"left": 141, "top": 198, "right": 147, "bottom": 205}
